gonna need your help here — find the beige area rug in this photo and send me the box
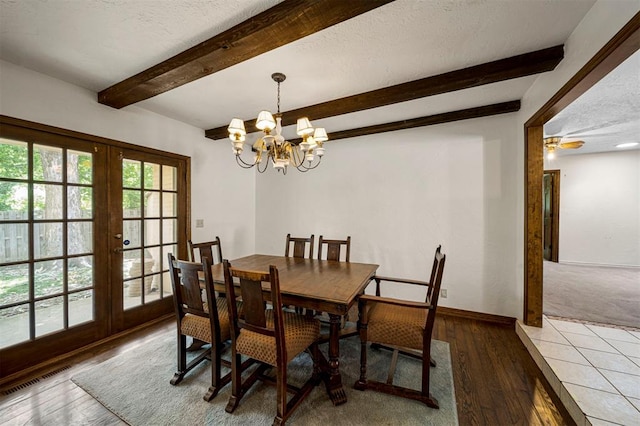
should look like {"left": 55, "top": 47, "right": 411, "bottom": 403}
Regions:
{"left": 544, "top": 261, "right": 640, "bottom": 329}
{"left": 72, "top": 331, "right": 458, "bottom": 425}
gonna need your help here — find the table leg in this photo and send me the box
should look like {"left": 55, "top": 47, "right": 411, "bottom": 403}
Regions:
{"left": 325, "top": 313, "right": 347, "bottom": 405}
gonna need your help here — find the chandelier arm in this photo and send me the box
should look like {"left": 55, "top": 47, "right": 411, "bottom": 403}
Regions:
{"left": 236, "top": 154, "right": 257, "bottom": 169}
{"left": 257, "top": 155, "right": 270, "bottom": 173}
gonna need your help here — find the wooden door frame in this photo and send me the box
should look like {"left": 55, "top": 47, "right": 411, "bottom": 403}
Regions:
{"left": 523, "top": 14, "right": 639, "bottom": 326}
{"left": 543, "top": 169, "right": 560, "bottom": 263}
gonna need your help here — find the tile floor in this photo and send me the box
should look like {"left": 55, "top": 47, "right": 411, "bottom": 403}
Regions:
{"left": 516, "top": 316, "right": 640, "bottom": 426}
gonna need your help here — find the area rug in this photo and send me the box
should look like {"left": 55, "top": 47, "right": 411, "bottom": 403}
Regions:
{"left": 71, "top": 331, "right": 458, "bottom": 425}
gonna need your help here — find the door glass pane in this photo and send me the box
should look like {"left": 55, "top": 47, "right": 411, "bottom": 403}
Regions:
{"left": 69, "top": 255, "right": 93, "bottom": 291}
{"left": 68, "top": 186, "right": 92, "bottom": 219}
{"left": 0, "top": 222, "right": 28, "bottom": 261}
{"left": 123, "top": 189, "right": 141, "bottom": 218}
{"left": 69, "top": 290, "right": 93, "bottom": 326}
{"left": 0, "top": 304, "right": 30, "bottom": 349}
{"left": 144, "top": 163, "right": 160, "bottom": 190}
{"left": 35, "top": 296, "right": 64, "bottom": 337}
{"left": 0, "top": 264, "right": 29, "bottom": 304}
{"left": 68, "top": 150, "right": 92, "bottom": 184}
{"left": 145, "top": 191, "right": 160, "bottom": 217}
{"left": 35, "top": 222, "right": 63, "bottom": 259}
{"left": 34, "top": 145, "right": 63, "bottom": 182}
{"left": 162, "top": 219, "right": 177, "bottom": 244}
{"left": 0, "top": 139, "right": 28, "bottom": 179}
{"left": 145, "top": 219, "right": 161, "bottom": 246}
{"left": 122, "top": 159, "right": 141, "bottom": 188}
{"left": 161, "top": 271, "right": 173, "bottom": 296}
{"left": 34, "top": 260, "right": 64, "bottom": 297}
{"left": 68, "top": 222, "right": 93, "bottom": 255}
{"left": 0, "top": 182, "right": 29, "bottom": 221}
{"left": 123, "top": 219, "right": 141, "bottom": 248}
{"left": 34, "top": 184, "right": 63, "bottom": 219}
{"left": 162, "top": 193, "right": 177, "bottom": 217}
{"left": 162, "top": 165, "right": 177, "bottom": 190}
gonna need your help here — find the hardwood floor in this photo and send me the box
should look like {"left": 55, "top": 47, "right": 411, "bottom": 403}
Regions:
{"left": 0, "top": 314, "right": 574, "bottom": 425}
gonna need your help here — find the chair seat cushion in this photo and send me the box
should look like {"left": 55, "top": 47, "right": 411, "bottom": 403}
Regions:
{"left": 236, "top": 310, "right": 320, "bottom": 366}
{"left": 367, "top": 303, "right": 426, "bottom": 350}
{"left": 181, "top": 297, "right": 234, "bottom": 343}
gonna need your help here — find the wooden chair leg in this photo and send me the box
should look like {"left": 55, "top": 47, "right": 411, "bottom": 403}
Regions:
{"left": 274, "top": 363, "right": 287, "bottom": 426}
{"left": 225, "top": 352, "right": 243, "bottom": 413}
{"left": 354, "top": 332, "right": 368, "bottom": 390}
{"left": 171, "top": 333, "right": 187, "bottom": 385}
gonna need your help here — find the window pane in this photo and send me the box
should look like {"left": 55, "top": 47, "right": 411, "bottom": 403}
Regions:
{"left": 123, "top": 190, "right": 141, "bottom": 218}
{"left": 34, "top": 260, "right": 63, "bottom": 298}
{"left": 144, "top": 163, "right": 160, "bottom": 190}
{"left": 68, "top": 222, "right": 93, "bottom": 255}
{"left": 69, "top": 256, "right": 93, "bottom": 291}
{"left": 68, "top": 186, "right": 92, "bottom": 219}
{"left": 161, "top": 271, "right": 173, "bottom": 297}
{"left": 0, "top": 304, "right": 30, "bottom": 349}
{"left": 162, "top": 219, "right": 177, "bottom": 244}
{"left": 145, "top": 219, "right": 160, "bottom": 246}
{"left": 123, "top": 249, "right": 142, "bottom": 280}
{"left": 162, "top": 244, "right": 178, "bottom": 271}
{"left": 35, "top": 296, "right": 64, "bottom": 337}
{"left": 68, "top": 150, "right": 92, "bottom": 184}
{"left": 162, "top": 193, "right": 177, "bottom": 217}
{"left": 33, "top": 145, "right": 63, "bottom": 182}
{"left": 0, "top": 264, "right": 30, "bottom": 306}
{"left": 162, "top": 165, "right": 177, "bottom": 190}
{"left": 0, "top": 222, "right": 28, "bottom": 262}
{"left": 122, "top": 159, "right": 141, "bottom": 189}
{"left": 34, "top": 184, "right": 63, "bottom": 220}
{"left": 0, "top": 182, "right": 28, "bottom": 220}
{"left": 35, "top": 222, "right": 63, "bottom": 259}
{"left": 123, "top": 219, "right": 141, "bottom": 249}
{"left": 145, "top": 191, "right": 160, "bottom": 217}
{"left": 0, "top": 139, "right": 28, "bottom": 179}
{"left": 69, "top": 290, "right": 93, "bottom": 326}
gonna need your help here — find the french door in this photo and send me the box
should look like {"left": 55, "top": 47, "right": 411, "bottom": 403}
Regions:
{"left": 0, "top": 117, "right": 188, "bottom": 377}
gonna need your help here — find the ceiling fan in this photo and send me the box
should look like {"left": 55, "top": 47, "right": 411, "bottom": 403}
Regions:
{"left": 543, "top": 136, "right": 584, "bottom": 158}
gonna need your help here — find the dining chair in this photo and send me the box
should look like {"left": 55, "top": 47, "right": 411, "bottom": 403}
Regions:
{"left": 317, "top": 235, "right": 350, "bottom": 262}
{"left": 168, "top": 254, "right": 245, "bottom": 401}
{"left": 284, "top": 233, "right": 314, "bottom": 259}
{"left": 354, "top": 246, "right": 446, "bottom": 408}
{"left": 316, "top": 236, "right": 355, "bottom": 327}
{"left": 188, "top": 236, "right": 223, "bottom": 264}
{"left": 223, "top": 259, "right": 321, "bottom": 425}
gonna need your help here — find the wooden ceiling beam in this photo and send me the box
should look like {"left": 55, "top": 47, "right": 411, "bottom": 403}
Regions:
{"left": 206, "top": 45, "right": 563, "bottom": 140}
{"left": 286, "top": 101, "right": 521, "bottom": 144}
{"left": 98, "top": 0, "right": 395, "bottom": 109}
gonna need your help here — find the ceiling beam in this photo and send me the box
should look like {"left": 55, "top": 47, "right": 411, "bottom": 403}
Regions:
{"left": 298, "top": 100, "right": 521, "bottom": 143}
{"left": 98, "top": 0, "right": 395, "bottom": 109}
{"left": 206, "top": 45, "right": 563, "bottom": 140}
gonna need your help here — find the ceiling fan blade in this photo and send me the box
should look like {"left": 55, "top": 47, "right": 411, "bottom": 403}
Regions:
{"left": 559, "top": 140, "right": 585, "bottom": 149}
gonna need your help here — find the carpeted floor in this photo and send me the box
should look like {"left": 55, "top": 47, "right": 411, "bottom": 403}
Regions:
{"left": 71, "top": 331, "right": 458, "bottom": 425}
{"left": 543, "top": 261, "right": 640, "bottom": 329}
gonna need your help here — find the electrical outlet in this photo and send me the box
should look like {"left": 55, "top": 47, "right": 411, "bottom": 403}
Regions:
{"left": 441, "top": 289, "right": 447, "bottom": 298}
{"left": 195, "top": 219, "right": 204, "bottom": 228}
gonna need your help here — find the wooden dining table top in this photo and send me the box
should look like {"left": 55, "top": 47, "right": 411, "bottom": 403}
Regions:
{"left": 208, "top": 254, "right": 379, "bottom": 316}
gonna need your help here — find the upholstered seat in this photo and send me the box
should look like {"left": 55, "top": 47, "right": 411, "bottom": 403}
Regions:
{"left": 366, "top": 303, "right": 426, "bottom": 349}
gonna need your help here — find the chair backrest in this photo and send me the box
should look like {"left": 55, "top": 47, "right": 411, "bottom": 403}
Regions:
{"left": 423, "top": 250, "right": 446, "bottom": 345}
{"left": 168, "top": 253, "right": 220, "bottom": 322}
{"left": 188, "top": 236, "right": 223, "bottom": 264}
{"left": 317, "top": 235, "right": 351, "bottom": 262}
{"left": 425, "top": 245, "right": 442, "bottom": 302}
{"left": 285, "top": 233, "right": 315, "bottom": 259}
{"left": 223, "top": 260, "right": 286, "bottom": 359}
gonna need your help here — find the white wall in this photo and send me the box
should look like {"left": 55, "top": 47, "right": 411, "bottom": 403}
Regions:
{"left": 546, "top": 150, "right": 640, "bottom": 266}
{"left": 255, "top": 114, "right": 521, "bottom": 318}
{"left": 0, "top": 59, "right": 256, "bottom": 259}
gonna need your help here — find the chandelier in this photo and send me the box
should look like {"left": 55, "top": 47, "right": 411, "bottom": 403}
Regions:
{"left": 227, "top": 73, "right": 328, "bottom": 174}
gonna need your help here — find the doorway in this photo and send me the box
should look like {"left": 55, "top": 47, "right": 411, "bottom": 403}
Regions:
{"left": 523, "top": 15, "right": 639, "bottom": 326}
{"left": 0, "top": 116, "right": 189, "bottom": 377}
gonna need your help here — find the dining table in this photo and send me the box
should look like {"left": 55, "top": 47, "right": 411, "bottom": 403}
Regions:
{"left": 208, "top": 254, "right": 378, "bottom": 406}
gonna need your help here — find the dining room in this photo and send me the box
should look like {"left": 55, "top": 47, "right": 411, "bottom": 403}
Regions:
{"left": 1, "top": 1, "right": 639, "bottom": 425}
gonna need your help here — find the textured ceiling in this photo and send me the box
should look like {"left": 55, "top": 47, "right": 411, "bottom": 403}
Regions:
{"left": 1, "top": 0, "right": 636, "bottom": 156}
